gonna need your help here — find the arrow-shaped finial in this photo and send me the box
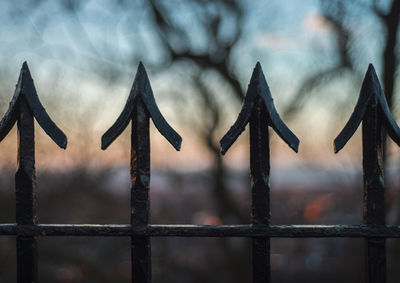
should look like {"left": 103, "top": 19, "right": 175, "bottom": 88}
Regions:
{"left": 334, "top": 64, "right": 400, "bottom": 153}
{"left": 220, "top": 62, "right": 299, "bottom": 154}
{"left": 0, "top": 62, "right": 67, "bottom": 282}
{"left": 221, "top": 62, "right": 299, "bottom": 282}
{"left": 102, "top": 62, "right": 181, "bottom": 282}
{"left": 334, "top": 64, "right": 400, "bottom": 281}
{"left": 101, "top": 62, "right": 182, "bottom": 150}
{"left": 0, "top": 62, "right": 67, "bottom": 149}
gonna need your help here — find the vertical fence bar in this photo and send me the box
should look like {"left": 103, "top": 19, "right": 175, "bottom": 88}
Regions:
{"left": 101, "top": 62, "right": 181, "bottom": 283}
{"left": 220, "top": 62, "right": 298, "bottom": 283}
{"left": 333, "top": 64, "right": 400, "bottom": 283}
{"left": 250, "top": 97, "right": 270, "bottom": 283}
{"left": 16, "top": 96, "right": 38, "bottom": 283}
{"left": 0, "top": 62, "right": 67, "bottom": 283}
{"left": 131, "top": 97, "right": 151, "bottom": 283}
{"left": 362, "top": 97, "right": 386, "bottom": 283}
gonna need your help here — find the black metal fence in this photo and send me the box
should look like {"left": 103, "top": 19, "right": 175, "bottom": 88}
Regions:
{"left": 0, "top": 61, "right": 400, "bottom": 283}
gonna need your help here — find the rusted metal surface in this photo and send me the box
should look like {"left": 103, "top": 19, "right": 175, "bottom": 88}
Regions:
{"left": 220, "top": 62, "right": 299, "bottom": 154}
{"left": 102, "top": 62, "right": 181, "bottom": 283}
{"left": 335, "top": 64, "right": 400, "bottom": 283}
{"left": 130, "top": 97, "right": 151, "bottom": 283}
{"left": 16, "top": 95, "right": 38, "bottom": 283}
{"left": 101, "top": 62, "right": 181, "bottom": 151}
{"left": 250, "top": 97, "right": 270, "bottom": 283}
{"left": 0, "top": 62, "right": 67, "bottom": 283}
{"left": 221, "top": 62, "right": 298, "bottom": 283}
{"left": 334, "top": 64, "right": 400, "bottom": 153}
{"left": 3, "top": 224, "right": 400, "bottom": 237}
{"left": 0, "top": 62, "right": 67, "bottom": 148}
{"left": 1, "top": 61, "right": 400, "bottom": 282}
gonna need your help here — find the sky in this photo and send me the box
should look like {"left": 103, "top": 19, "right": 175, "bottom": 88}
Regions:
{"left": 0, "top": 0, "right": 397, "bottom": 171}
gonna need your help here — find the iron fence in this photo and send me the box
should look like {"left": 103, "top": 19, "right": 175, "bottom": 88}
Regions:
{"left": 0, "top": 61, "right": 400, "bottom": 283}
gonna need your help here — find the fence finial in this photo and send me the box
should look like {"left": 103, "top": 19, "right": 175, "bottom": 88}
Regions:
{"left": 101, "top": 62, "right": 182, "bottom": 150}
{"left": 334, "top": 63, "right": 400, "bottom": 282}
{"left": 220, "top": 62, "right": 299, "bottom": 154}
{"left": 334, "top": 64, "right": 400, "bottom": 153}
{"left": 0, "top": 61, "right": 67, "bottom": 283}
{"left": 0, "top": 62, "right": 67, "bottom": 148}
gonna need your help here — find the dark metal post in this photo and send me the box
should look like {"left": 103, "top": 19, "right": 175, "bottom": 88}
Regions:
{"left": 362, "top": 96, "right": 386, "bottom": 283}
{"left": 101, "top": 62, "right": 182, "bottom": 283}
{"left": 249, "top": 97, "right": 270, "bottom": 283}
{"left": 334, "top": 64, "right": 400, "bottom": 283}
{"left": 16, "top": 96, "right": 38, "bottom": 283}
{"left": 0, "top": 62, "right": 67, "bottom": 283}
{"left": 131, "top": 97, "right": 151, "bottom": 283}
{"left": 220, "top": 62, "right": 299, "bottom": 283}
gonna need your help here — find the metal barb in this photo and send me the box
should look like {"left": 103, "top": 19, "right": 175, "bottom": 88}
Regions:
{"left": 0, "top": 62, "right": 67, "bottom": 149}
{"left": 101, "top": 62, "right": 182, "bottom": 151}
{"left": 220, "top": 62, "right": 299, "bottom": 154}
{"left": 334, "top": 64, "right": 400, "bottom": 153}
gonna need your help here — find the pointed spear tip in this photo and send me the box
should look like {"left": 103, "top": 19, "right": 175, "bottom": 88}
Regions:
{"left": 137, "top": 61, "right": 146, "bottom": 74}
{"left": 135, "top": 61, "right": 149, "bottom": 85}
{"left": 367, "top": 63, "right": 375, "bottom": 72}
{"left": 20, "top": 61, "right": 32, "bottom": 79}
{"left": 360, "top": 63, "right": 381, "bottom": 97}
{"left": 248, "top": 61, "right": 266, "bottom": 88}
{"left": 253, "top": 61, "right": 263, "bottom": 75}
{"left": 365, "top": 63, "right": 379, "bottom": 82}
{"left": 21, "top": 61, "right": 32, "bottom": 77}
{"left": 251, "top": 61, "right": 269, "bottom": 88}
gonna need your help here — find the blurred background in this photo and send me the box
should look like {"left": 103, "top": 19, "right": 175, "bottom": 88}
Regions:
{"left": 0, "top": 0, "right": 400, "bottom": 282}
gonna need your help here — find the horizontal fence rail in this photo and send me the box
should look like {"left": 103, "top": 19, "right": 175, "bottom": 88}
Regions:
{"left": 0, "top": 61, "right": 400, "bottom": 283}
{"left": 2, "top": 224, "right": 400, "bottom": 238}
